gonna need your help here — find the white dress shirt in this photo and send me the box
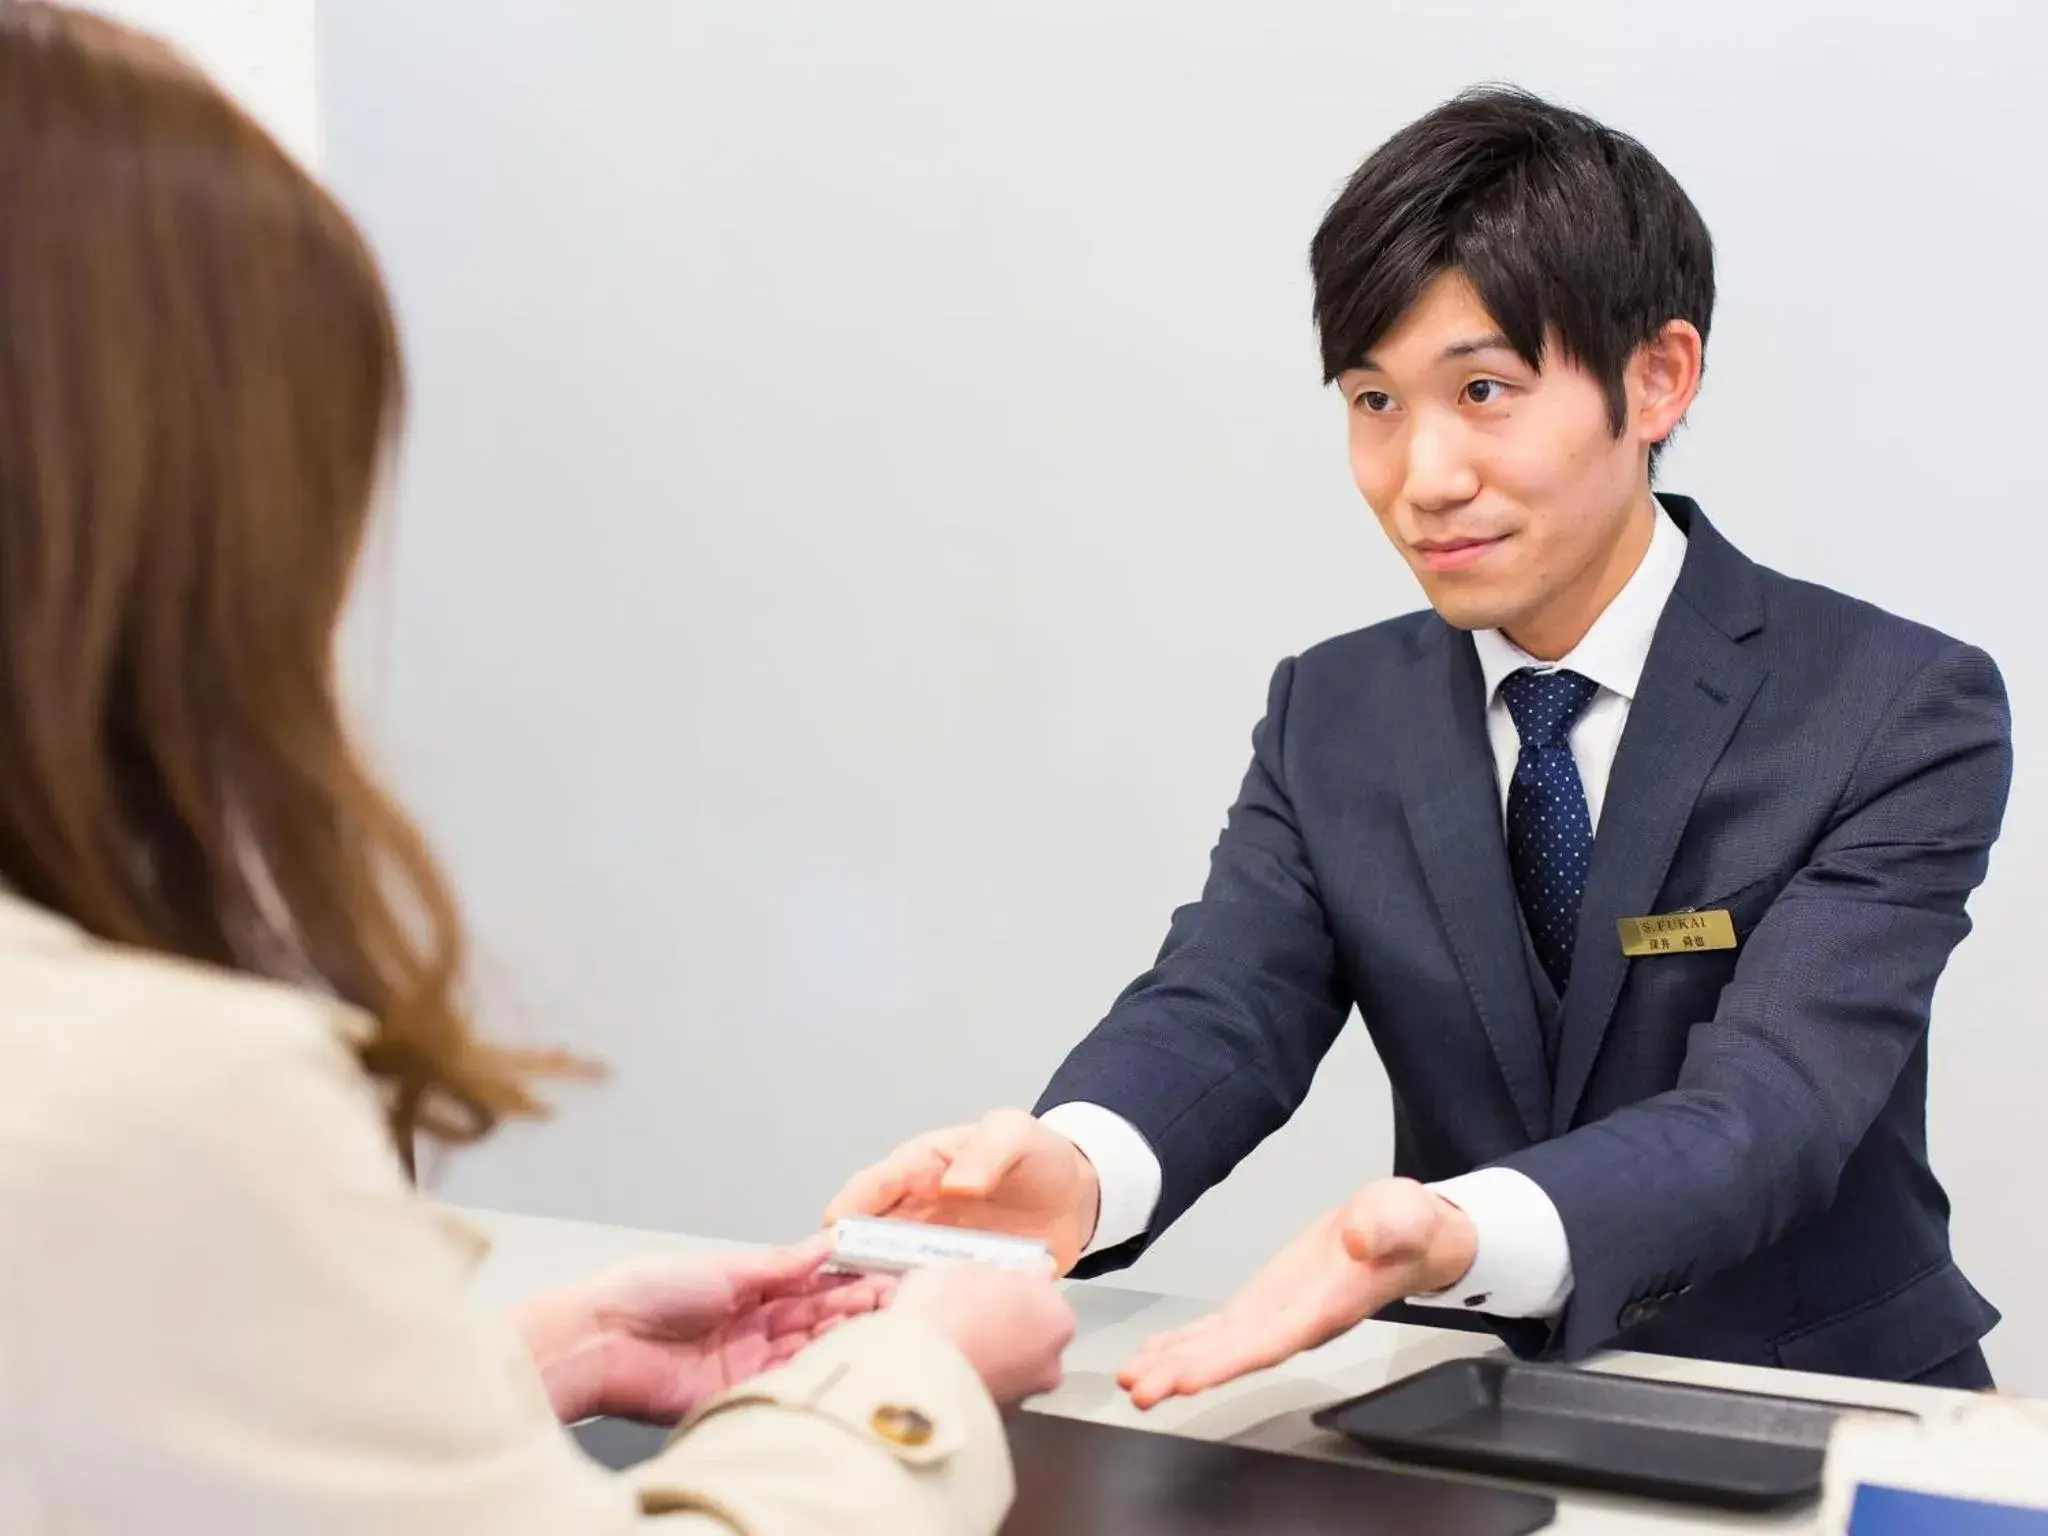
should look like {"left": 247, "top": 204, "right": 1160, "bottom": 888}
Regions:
{"left": 1042, "top": 504, "right": 1689, "bottom": 1319}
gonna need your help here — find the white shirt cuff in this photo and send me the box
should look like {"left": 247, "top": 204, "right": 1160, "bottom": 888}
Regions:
{"left": 1037, "top": 1102, "right": 1163, "bottom": 1256}
{"left": 1409, "top": 1167, "right": 1574, "bottom": 1319}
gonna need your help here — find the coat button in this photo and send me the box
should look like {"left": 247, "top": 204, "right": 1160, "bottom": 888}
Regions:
{"left": 1618, "top": 1301, "right": 1645, "bottom": 1330}
{"left": 870, "top": 1405, "right": 935, "bottom": 1447}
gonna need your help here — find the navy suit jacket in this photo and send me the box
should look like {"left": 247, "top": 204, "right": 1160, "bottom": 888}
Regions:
{"left": 1038, "top": 497, "right": 2010, "bottom": 1381}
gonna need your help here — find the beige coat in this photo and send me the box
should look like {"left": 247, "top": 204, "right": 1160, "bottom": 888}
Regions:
{"left": 0, "top": 891, "right": 1013, "bottom": 1534}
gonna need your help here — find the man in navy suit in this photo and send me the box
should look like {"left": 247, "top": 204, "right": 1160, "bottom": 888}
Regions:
{"left": 829, "top": 87, "right": 2010, "bottom": 1395}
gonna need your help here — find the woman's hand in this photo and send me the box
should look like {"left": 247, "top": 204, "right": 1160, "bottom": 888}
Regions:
{"left": 892, "top": 1263, "right": 1076, "bottom": 1403}
{"left": 511, "top": 1234, "right": 891, "bottom": 1423}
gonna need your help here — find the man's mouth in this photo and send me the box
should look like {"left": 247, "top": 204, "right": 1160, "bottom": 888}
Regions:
{"left": 1413, "top": 534, "right": 1508, "bottom": 573}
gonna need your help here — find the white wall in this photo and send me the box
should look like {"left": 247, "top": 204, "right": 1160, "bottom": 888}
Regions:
{"left": 84, "top": 0, "right": 320, "bottom": 166}
{"left": 319, "top": 0, "right": 2048, "bottom": 1390}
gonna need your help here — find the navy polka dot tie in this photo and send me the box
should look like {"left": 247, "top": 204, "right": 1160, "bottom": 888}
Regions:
{"left": 1500, "top": 667, "right": 1601, "bottom": 995}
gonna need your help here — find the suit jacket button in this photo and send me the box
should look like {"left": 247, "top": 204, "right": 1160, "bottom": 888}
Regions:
{"left": 870, "top": 1405, "right": 935, "bottom": 1447}
{"left": 1618, "top": 1302, "right": 1645, "bottom": 1330}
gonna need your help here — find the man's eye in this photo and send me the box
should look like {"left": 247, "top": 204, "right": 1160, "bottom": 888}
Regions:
{"left": 1355, "top": 390, "right": 1394, "bottom": 413}
{"left": 1464, "top": 379, "right": 1509, "bottom": 405}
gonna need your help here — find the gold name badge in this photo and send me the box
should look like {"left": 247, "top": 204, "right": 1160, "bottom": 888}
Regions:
{"left": 1616, "top": 909, "right": 1738, "bottom": 957}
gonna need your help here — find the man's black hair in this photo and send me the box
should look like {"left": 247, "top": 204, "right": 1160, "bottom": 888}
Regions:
{"left": 1311, "top": 86, "right": 1714, "bottom": 466}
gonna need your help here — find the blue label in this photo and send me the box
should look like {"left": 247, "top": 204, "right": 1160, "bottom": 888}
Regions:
{"left": 1850, "top": 1484, "right": 2048, "bottom": 1534}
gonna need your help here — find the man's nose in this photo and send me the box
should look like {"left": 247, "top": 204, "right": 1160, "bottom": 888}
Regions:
{"left": 1402, "top": 412, "right": 1480, "bottom": 513}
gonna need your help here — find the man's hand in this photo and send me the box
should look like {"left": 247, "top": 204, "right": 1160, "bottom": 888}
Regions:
{"left": 1117, "top": 1177, "right": 1477, "bottom": 1409}
{"left": 511, "top": 1235, "right": 891, "bottom": 1424}
{"left": 824, "top": 1108, "right": 1101, "bottom": 1274}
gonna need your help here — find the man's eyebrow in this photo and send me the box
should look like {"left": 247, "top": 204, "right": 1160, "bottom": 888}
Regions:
{"left": 1352, "top": 333, "right": 1518, "bottom": 372}
{"left": 1438, "top": 332, "right": 1517, "bottom": 362}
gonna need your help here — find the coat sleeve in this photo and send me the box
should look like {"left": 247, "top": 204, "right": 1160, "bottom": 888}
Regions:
{"left": 636, "top": 1311, "right": 1011, "bottom": 1533}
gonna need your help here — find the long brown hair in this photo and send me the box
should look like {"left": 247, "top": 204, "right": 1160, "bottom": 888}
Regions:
{"left": 0, "top": 2, "right": 576, "bottom": 1160}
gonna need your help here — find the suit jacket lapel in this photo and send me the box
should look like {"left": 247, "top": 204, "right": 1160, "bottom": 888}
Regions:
{"left": 1549, "top": 503, "right": 1769, "bottom": 1133}
{"left": 1399, "top": 624, "right": 1552, "bottom": 1142}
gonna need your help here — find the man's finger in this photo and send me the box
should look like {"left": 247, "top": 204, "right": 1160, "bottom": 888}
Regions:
{"left": 824, "top": 1138, "right": 954, "bottom": 1224}
{"left": 824, "top": 1159, "right": 926, "bottom": 1224}
{"left": 1126, "top": 1312, "right": 1308, "bottom": 1405}
{"left": 1127, "top": 1357, "right": 1188, "bottom": 1410}
{"left": 826, "top": 1127, "right": 980, "bottom": 1221}
{"left": 1143, "top": 1335, "right": 1266, "bottom": 1407}
{"left": 925, "top": 1125, "right": 975, "bottom": 1159}
{"left": 1125, "top": 1315, "right": 1213, "bottom": 1362}
{"left": 823, "top": 1167, "right": 900, "bottom": 1225}
{"left": 937, "top": 1108, "right": 1039, "bottom": 1196}
{"left": 1141, "top": 1311, "right": 1215, "bottom": 1344}
{"left": 1173, "top": 1325, "right": 1291, "bottom": 1394}
{"left": 1116, "top": 1315, "right": 1220, "bottom": 1387}
{"left": 1116, "top": 1335, "right": 1176, "bottom": 1388}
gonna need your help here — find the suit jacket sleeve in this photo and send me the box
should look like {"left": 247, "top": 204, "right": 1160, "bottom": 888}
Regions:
{"left": 1499, "top": 642, "right": 2012, "bottom": 1359}
{"left": 13, "top": 1002, "right": 1011, "bottom": 1536}
{"left": 1036, "top": 656, "right": 1354, "bottom": 1275}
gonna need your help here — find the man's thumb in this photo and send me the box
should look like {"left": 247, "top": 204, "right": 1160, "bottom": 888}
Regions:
{"left": 1339, "top": 1182, "right": 1436, "bottom": 1264}
{"left": 941, "top": 1142, "right": 1031, "bottom": 1198}
{"left": 938, "top": 1145, "right": 1010, "bottom": 1195}
{"left": 937, "top": 1111, "right": 1034, "bottom": 1197}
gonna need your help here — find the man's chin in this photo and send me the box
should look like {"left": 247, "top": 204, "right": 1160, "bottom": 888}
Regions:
{"left": 1420, "top": 591, "right": 1520, "bottom": 635}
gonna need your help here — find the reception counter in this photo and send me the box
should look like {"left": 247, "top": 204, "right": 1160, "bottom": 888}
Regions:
{"left": 464, "top": 1208, "right": 1997, "bottom": 1535}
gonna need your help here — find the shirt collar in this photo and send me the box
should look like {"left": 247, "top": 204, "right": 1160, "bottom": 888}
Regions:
{"left": 1470, "top": 502, "right": 1687, "bottom": 705}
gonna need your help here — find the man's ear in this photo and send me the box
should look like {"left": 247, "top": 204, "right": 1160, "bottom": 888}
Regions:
{"left": 1634, "top": 318, "right": 1704, "bottom": 448}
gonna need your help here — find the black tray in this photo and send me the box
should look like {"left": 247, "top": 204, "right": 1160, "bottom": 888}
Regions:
{"left": 1002, "top": 1410, "right": 1554, "bottom": 1535}
{"left": 1311, "top": 1358, "right": 1912, "bottom": 1510}
{"left": 574, "top": 1409, "right": 1557, "bottom": 1533}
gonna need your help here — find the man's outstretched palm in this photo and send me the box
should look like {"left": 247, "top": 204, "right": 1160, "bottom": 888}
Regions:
{"left": 1118, "top": 1178, "right": 1477, "bottom": 1409}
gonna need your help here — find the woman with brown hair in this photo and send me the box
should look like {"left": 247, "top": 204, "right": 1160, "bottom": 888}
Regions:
{"left": 0, "top": 5, "right": 1071, "bottom": 1531}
